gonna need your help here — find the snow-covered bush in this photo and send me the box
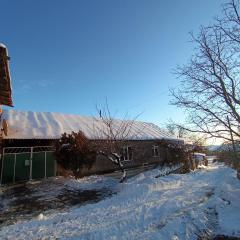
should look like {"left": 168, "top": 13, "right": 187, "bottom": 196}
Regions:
{"left": 157, "top": 140, "right": 204, "bottom": 171}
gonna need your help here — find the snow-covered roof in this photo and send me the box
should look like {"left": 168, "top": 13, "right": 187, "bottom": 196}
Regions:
{"left": 2, "top": 109, "right": 183, "bottom": 142}
{"left": 0, "top": 43, "right": 7, "bottom": 49}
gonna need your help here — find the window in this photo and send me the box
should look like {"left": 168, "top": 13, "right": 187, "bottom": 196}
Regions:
{"left": 122, "top": 146, "right": 133, "bottom": 161}
{"left": 152, "top": 145, "right": 159, "bottom": 157}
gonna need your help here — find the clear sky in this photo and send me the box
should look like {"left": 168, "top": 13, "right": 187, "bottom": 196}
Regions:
{"left": 0, "top": 0, "right": 223, "bottom": 127}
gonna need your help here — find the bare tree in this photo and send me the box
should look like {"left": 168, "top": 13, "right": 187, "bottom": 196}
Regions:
{"left": 165, "top": 120, "right": 186, "bottom": 138}
{"left": 92, "top": 100, "right": 142, "bottom": 182}
{"left": 171, "top": 0, "right": 240, "bottom": 161}
{"left": 165, "top": 121, "right": 207, "bottom": 146}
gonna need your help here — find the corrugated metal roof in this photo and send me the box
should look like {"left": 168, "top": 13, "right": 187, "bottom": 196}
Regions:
{"left": 2, "top": 109, "right": 183, "bottom": 142}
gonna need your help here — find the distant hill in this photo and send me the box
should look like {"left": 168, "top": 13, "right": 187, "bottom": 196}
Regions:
{"left": 207, "top": 143, "right": 240, "bottom": 152}
{"left": 206, "top": 145, "right": 221, "bottom": 152}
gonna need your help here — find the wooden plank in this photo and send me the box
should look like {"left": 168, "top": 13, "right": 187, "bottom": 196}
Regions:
{"left": 0, "top": 45, "right": 13, "bottom": 107}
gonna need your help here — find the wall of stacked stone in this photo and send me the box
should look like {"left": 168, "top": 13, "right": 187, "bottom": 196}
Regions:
{"left": 79, "top": 140, "right": 180, "bottom": 176}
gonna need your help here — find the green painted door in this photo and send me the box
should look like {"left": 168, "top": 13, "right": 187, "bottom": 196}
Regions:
{"left": 1, "top": 154, "right": 15, "bottom": 184}
{"left": 32, "top": 152, "right": 45, "bottom": 179}
{"left": 46, "top": 152, "right": 55, "bottom": 177}
{"left": 15, "top": 153, "right": 31, "bottom": 181}
{"left": 1, "top": 150, "right": 56, "bottom": 184}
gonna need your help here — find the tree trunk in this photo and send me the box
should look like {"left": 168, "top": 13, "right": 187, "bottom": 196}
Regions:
{"left": 227, "top": 115, "right": 239, "bottom": 168}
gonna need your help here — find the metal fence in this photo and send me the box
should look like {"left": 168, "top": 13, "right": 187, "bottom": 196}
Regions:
{"left": 0, "top": 146, "right": 56, "bottom": 185}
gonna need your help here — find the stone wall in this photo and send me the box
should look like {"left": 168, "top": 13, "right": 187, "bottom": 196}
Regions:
{"left": 80, "top": 140, "right": 180, "bottom": 176}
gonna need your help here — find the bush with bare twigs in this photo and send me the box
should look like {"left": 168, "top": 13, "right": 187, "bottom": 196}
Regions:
{"left": 55, "top": 131, "right": 96, "bottom": 178}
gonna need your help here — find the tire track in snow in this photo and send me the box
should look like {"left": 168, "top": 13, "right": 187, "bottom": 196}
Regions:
{"left": 59, "top": 178, "right": 216, "bottom": 239}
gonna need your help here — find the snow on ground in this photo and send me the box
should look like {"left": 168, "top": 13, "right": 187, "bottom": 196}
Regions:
{"left": 0, "top": 175, "right": 120, "bottom": 227}
{"left": 64, "top": 175, "right": 119, "bottom": 192}
{"left": 0, "top": 163, "right": 240, "bottom": 240}
{"left": 64, "top": 164, "right": 182, "bottom": 191}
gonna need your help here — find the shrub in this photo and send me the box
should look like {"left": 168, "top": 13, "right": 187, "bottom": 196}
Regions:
{"left": 157, "top": 140, "right": 203, "bottom": 171}
{"left": 55, "top": 131, "right": 96, "bottom": 178}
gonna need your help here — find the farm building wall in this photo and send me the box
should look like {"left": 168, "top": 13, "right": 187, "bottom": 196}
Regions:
{"left": 77, "top": 140, "right": 182, "bottom": 176}
{"left": 2, "top": 139, "right": 183, "bottom": 180}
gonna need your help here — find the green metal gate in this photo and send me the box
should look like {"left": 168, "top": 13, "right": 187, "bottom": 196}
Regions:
{"left": 0, "top": 146, "right": 56, "bottom": 184}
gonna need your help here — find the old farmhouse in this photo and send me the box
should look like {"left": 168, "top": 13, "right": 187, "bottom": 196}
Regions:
{"left": 0, "top": 109, "right": 184, "bottom": 184}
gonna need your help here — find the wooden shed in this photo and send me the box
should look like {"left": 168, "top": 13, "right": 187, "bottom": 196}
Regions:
{"left": 0, "top": 43, "right": 13, "bottom": 107}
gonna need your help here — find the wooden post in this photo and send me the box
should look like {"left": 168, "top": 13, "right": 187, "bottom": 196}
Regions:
{"left": 29, "top": 147, "right": 33, "bottom": 180}
{"left": 0, "top": 106, "right": 3, "bottom": 183}
{"left": 44, "top": 151, "right": 47, "bottom": 179}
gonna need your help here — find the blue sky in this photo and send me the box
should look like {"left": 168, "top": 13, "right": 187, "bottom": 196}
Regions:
{"left": 0, "top": 0, "right": 223, "bottom": 126}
